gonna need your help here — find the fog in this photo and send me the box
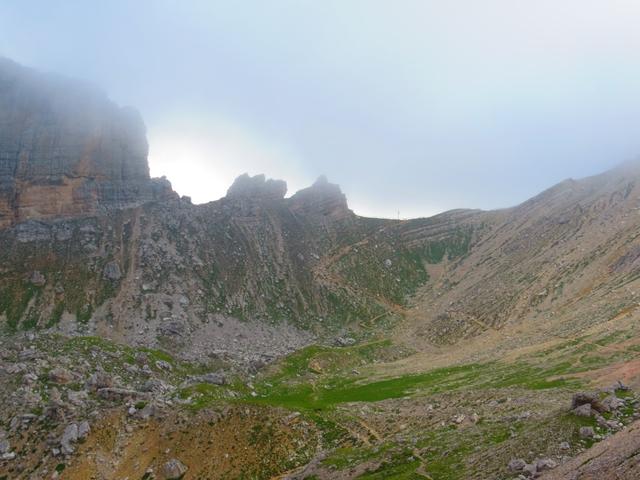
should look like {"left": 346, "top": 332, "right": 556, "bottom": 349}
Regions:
{"left": 2, "top": 1, "right": 640, "bottom": 218}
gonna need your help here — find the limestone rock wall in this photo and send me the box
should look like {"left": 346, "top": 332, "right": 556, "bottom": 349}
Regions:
{"left": 0, "top": 57, "right": 173, "bottom": 228}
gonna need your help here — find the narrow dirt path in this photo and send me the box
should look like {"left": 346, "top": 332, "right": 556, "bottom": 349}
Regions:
{"left": 354, "top": 417, "right": 383, "bottom": 443}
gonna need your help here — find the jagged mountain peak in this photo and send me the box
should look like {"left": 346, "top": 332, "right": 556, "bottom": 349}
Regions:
{"left": 289, "top": 175, "right": 350, "bottom": 216}
{"left": 225, "top": 173, "right": 288, "bottom": 200}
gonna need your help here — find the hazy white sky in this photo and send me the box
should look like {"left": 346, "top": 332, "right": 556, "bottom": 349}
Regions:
{"left": 2, "top": 1, "right": 640, "bottom": 217}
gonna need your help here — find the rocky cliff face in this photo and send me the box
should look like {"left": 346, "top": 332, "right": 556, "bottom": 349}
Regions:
{"left": 0, "top": 57, "right": 173, "bottom": 228}
{"left": 0, "top": 168, "right": 469, "bottom": 364}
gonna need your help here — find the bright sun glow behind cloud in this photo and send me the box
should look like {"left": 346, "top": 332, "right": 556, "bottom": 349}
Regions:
{"left": 148, "top": 116, "right": 311, "bottom": 204}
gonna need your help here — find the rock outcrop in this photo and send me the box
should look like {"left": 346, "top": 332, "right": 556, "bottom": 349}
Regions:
{"left": 289, "top": 175, "right": 351, "bottom": 218}
{"left": 0, "top": 57, "right": 174, "bottom": 228}
{"left": 226, "top": 173, "right": 287, "bottom": 200}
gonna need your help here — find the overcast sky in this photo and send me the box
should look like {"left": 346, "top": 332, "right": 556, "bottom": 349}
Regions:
{"left": 2, "top": 1, "right": 640, "bottom": 218}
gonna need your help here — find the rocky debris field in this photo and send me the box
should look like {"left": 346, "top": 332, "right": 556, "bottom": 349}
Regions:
{"left": 1, "top": 322, "right": 638, "bottom": 479}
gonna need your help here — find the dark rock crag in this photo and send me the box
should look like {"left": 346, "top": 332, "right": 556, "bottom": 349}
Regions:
{"left": 0, "top": 57, "right": 174, "bottom": 228}
{"left": 289, "top": 175, "right": 351, "bottom": 218}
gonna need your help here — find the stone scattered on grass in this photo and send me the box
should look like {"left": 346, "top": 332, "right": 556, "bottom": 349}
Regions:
{"left": 78, "top": 421, "right": 90, "bottom": 440}
{"left": 508, "top": 458, "right": 527, "bottom": 472}
{"left": 155, "top": 360, "right": 173, "bottom": 371}
{"left": 579, "top": 426, "right": 595, "bottom": 439}
{"left": 572, "top": 403, "right": 592, "bottom": 417}
{"left": 572, "top": 392, "right": 606, "bottom": 414}
{"left": 0, "top": 438, "right": 10, "bottom": 454}
{"left": 60, "top": 423, "right": 79, "bottom": 454}
{"left": 49, "top": 367, "right": 74, "bottom": 384}
{"left": 536, "top": 458, "right": 558, "bottom": 471}
{"left": 162, "top": 458, "right": 188, "bottom": 479}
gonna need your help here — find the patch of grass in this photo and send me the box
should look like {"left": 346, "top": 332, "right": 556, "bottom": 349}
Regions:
{"left": 46, "top": 302, "right": 65, "bottom": 328}
{"left": 323, "top": 445, "right": 388, "bottom": 469}
{"left": 0, "top": 282, "right": 39, "bottom": 332}
{"left": 248, "top": 359, "right": 581, "bottom": 412}
{"left": 264, "top": 340, "right": 406, "bottom": 381}
{"left": 357, "top": 457, "right": 422, "bottom": 479}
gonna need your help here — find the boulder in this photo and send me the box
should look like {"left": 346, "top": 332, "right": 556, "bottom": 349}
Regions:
{"left": 572, "top": 403, "right": 592, "bottom": 417}
{"left": 579, "top": 426, "right": 595, "bottom": 439}
{"left": 162, "top": 458, "right": 188, "bottom": 479}
{"left": 335, "top": 336, "right": 356, "bottom": 347}
{"left": 103, "top": 261, "right": 122, "bottom": 281}
{"left": 572, "top": 392, "right": 607, "bottom": 413}
{"left": 97, "top": 388, "right": 148, "bottom": 402}
{"left": 602, "top": 395, "right": 626, "bottom": 411}
{"left": 29, "top": 271, "right": 46, "bottom": 287}
{"left": 508, "top": 458, "right": 527, "bottom": 472}
{"left": 522, "top": 463, "right": 537, "bottom": 477}
{"left": 536, "top": 458, "right": 558, "bottom": 471}
{"left": 192, "top": 372, "right": 226, "bottom": 386}
{"left": 60, "top": 423, "right": 79, "bottom": 454}
{"left": 86, "top": 370, "right": 114, "bottom": 390}
{"left": 49, "top": 367, "right": 74, "bottom": 384}
{"left": 155, "top": 360, "right": 173, "bottom": 371}
{"left": 77, "top": 421, "right": 90, "bottom": 440}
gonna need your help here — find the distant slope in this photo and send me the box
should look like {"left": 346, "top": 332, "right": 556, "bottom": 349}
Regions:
{"left": 401, "top": 161, "right": 640, "bottom": 349}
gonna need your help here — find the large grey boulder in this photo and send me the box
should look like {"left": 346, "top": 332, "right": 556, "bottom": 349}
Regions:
{"left": 103, "top": 261, "right": 122, "bottom": 281}
{"left": 192, "top": 372, "right": 226, "bottom": 386}
{"left": 77, "top": 421, "right": 90, "bottom": 440}
{"left": 162, "top": 458, "right": 188, "bottom": 479}
{"left": 508, "top": 458, "right": 527, "bottom": 472}
{"left": 60, "top": 423, "right": 79, "bottom": 454}
{"left": 0, "top": 438, "right": 10, "bottom": 454}
{"left": 572, "top": 392, "right": 606, "bottom": 413}
{"left": 536, "top": 458, "right": 558, "bottom": 471}
{"left": 579, "top": 426, "right": 595, "bottom": 439}
{"left": 49, "top": 367, "right": 74, "bottom": 384}
{"left": 86, "top": 370, "right": 115, "bottom": 390}
{"left": 572, "top": 403, "right": 592, "bottom": 417}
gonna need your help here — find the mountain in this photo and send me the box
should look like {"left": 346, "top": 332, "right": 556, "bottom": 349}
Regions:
{"left": 402, "top": 161, "right": 640, "bottom": 348}
{"left": 0, "top": 61, "right": 479, "bottom": 364}
{"left": 1, "top": 59, "right": 640, "bottom": 480}
{"left": 0, "top": 57, "right": 173, "bottom": 228}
